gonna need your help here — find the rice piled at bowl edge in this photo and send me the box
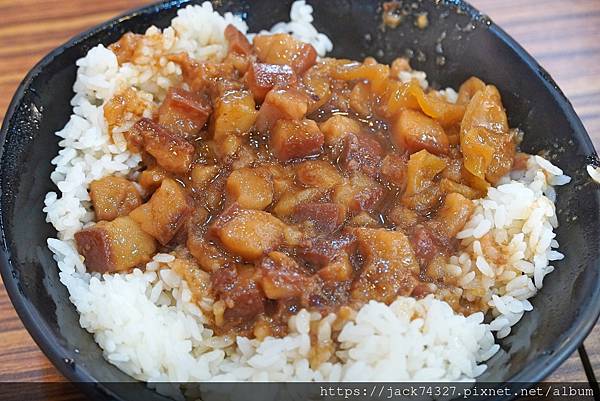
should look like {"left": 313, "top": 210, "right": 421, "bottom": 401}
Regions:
{"left": 43, "top": 1, "right": 570, "bottom": 383}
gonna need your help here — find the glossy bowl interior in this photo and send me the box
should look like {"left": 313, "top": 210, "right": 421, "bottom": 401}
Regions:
{"left": 1, "top": 1, "right": 599, "bottom": 399}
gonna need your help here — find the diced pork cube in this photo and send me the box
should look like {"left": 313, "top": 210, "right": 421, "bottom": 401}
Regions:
{"left": 255, "top": 88, "right": 309, "bottom": 132}
{"left": 211, "top": 207, "right": 286, "bottom": 260}
{"left": 158, "top": 87, "right": 211, "bottom": 138}
{"left": 225, "top": 24, "right": 252, "bottom": 56}
{"left": 270, "top": 119, "right": 324, "bottom": 162}
{"left": 258, "top": 251, "right": 312, "bottom": 300}
{"left": 226, "top": 167, "right": 274, "bottom": 210}
{"left": 90, "top": 176, "right": 141, "bottom": 221}
{"left": 292, "top": 202, "right": 346, "bottom": 234}
{"left": 253, "top": 33, "right": 317, "bottom": 74}
{"left": 75, "top": 216, "right": 156, "bottom": 273}
{"left": 351, "top": 228, "right": 420, "bottom": 303}
{"left": 211, "top": 90, "right": 257, "bottom": 144}
{"left": 133, "top": 118, "right": 195, "bottom": 174}
{"left": 339, "top": 133, "right": 384, "bottom": 177}
{"left": 212, "top": 265, "right": 266, "bottom": 329}
{"left": 129, "top": 178, "right": 192, "bottom": 245}
{"left": 299, "top": 234, "right": 357, "bottom": 267}
{"left": 246, "top": 63, "right": 297, "bottom": 103}
{"left": 295, "top": 160, "right": 343, "bottom": 190}
{"left": 332, "top": 174, "right": 385, "bottom": 214}
{"left": 319, "top": 115, "right": 362, "bottom": 146}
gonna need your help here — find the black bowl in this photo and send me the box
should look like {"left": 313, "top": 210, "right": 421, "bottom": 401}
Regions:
{"left": 1, "top": 0, "right": 599, "bottom": 400}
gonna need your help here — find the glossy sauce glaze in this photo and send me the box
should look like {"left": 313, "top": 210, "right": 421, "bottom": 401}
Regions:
{"left": 74, "top": 25, "right": 517, "bottom": 338}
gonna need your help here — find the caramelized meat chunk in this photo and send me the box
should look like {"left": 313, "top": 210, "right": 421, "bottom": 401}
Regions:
{"left": 272, "top": 187, "right": 325, "bottom": 218}
{"left": 109, "top": 32, "right": 142, "bottom": 64}
{"left": 292, "top": 202, "right": 346, "bottom": 234}
{"left": 295, "top": 160, "right": 343, "bottom": 190}
{"left": 158, "top": 87, "right": 211, "bottom": 138}
{"left": 225, "top": 24, "right": 252, "bottom": 56}
{"left": 129, "top": 178, "right": 192, "bottom": 245}
{"left": 428, "top": 192, "right": 475, "bottom": 240}
{"left": 258, "top": 251, "right": 312, "bottom": 300}
{"left": 409, "top": 224, "right": 441, "bottom": 266}
{"left": 75, "top": 216, "right": 156, "bottom": 273}
{"left": 138, "top": 166, "right": 167, "bottom": 194}
{"left": 318, "top": 252, "right": 353, "bottom": 282}
{"left": 226, "top": 167, "right": 274, "bottom": 210}
{"left": 300, "top": 234, "right": 356, "bottom": 267}
{"left": 212, "top": 90, "right": 257, "bottom": 137}
{"left": 351, "top": 228, "right": 420, "bottom": 303}
{"left": 387, "top": 204, "right": 419, "bottom": 231}
{"left": 255, "top": 87, "right": 309, "bottom": 132}
{"left": 212, "top": 265, "right": 266, "bottom": 330}
{"left": 333, "top": 174, "right": 385, "bottom": 214}
{"left": 339, "top": 133, "right": 384, "bottom": 177}
{"left": 270, "top": 119, "right": 324, "bottom": 162}
{"left": 211, "top": 207, "right": 286, "bottom": 260}
{"left": 90, "top": 176, "right": 141, "bottom": 221}
{"left": 187, "top": 208, "right": 234, "bottom": 272}
{"left": 253, "top": 33, "right": 317, "bottom": 74}
{"left": 318, "top": 115, "right": 361, "bottom": 146}
{"left": 170, "top": 252, "right": 212, "bottom": 300}
{"left": 133, "top": 118, "right": 195, "bottom": 174}
{"left": 246, "top": 63, "right": 297, "bottom": 103}
{"left": 380, "top": 154, "right": 408, "bottom": 189}
{"left": 190, "top": 164, "right": 219, "bottom": 192}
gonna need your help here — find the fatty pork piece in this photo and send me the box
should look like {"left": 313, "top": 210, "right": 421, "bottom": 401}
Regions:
{"left": 158, "top": 87, "right": 211, "bottom": 138}
{"left": 291, "top": 202, "right": 346, "bottom": 235}
{"left": 75, "top": 216, "right": 156, "bottom": 273}
{"left": 350, "top": 227, "right": 420, "bottom": 303}
{"left": 132, "top": 118, "right": 195, "bottom": 174}
{"left": 90, "top": 175, "right": 141, "bottom": 221}
{"left": 427, "top": 192, "right": 475, "bottom": 242}
{"left": 332, "top": 173, "right": 385, "bottom": 215}
{"left": 211, "top": 265, "right": 266, "bottom": 332}
{"left": 255, "top": 87, "right": 309, "bottom": 132}
{"left": 272, "top": 187, "right": 326, "bottom": 218}
{"left": 211, "top": 89, "right": 257, "bottom": 157}
{"left": 169, "top": 250, "right": 212, "bottom": 300}
{"left": 246, "top": 63, "right": 297, "bottom": 103}
{"left": 209, "top": 205, "right": 287, "bottom": 260}
{"left": 186, "top": 207, "right": 235, "bottom": 273}
{"left": 129, "top": 178, "right": 192, "bottom": 245}
{"left": 270, "top": 119, "right": 324, "bottom": 162}
{"left": 253, "top": 33, "right": 317, "bottom": 74}
{"left": 318, "top": 115, "right": 362, "bottom": 146}
{"left": 295, "top": 160, "right": 343, "bottom": 190}
{"left": 339, "top": 132, "right": 384, "bottom": 178}
{"left": 212, "top": 90, "right": 257, "bottom": 138}
{"left": 257, "top": 251, "right": 312, "bottom": 300}
{"left": 225, "top": 167, "right": 274, "bottom": 210}
{"left": 299, "top": 233, "right": 357, "bottom": 267}
{"left": 224, "top": 24, "right": 252, "bottom": 56}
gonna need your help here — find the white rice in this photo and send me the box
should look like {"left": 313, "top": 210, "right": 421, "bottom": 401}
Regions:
{"left": 42, "top": 0, "right": 569, "bottom": 384}
{"left": 587, "top": 164, "right": 600, "bottom": 183}
{"left": 452, "top": 156, "right": 570, "bottom": 339}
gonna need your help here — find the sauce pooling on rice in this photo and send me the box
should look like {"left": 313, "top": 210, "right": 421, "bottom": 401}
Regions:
{"left": 74, "top": 25, "right": 517, "bottom": 338}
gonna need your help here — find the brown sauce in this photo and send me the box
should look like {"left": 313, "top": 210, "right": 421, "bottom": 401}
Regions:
{"left": 74, "top": 25, "right": 516, "bottom": 338}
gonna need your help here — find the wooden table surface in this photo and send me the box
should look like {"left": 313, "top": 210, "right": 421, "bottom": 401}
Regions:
{"left": 0, "top": 0, "right": 598, "bottom": 392}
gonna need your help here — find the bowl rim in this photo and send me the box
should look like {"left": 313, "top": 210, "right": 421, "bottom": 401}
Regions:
{"left": 0, "top": 0, "right": 599, "bottom": 395}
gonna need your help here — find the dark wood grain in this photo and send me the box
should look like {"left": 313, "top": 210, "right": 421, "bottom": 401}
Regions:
{"left": 0, "top": 0, "right": 598, "bottom": 393}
